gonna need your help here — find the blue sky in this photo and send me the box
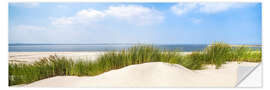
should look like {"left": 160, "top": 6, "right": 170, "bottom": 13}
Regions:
{"left": 9, "top": 3, "right": 262, "bottom": 44}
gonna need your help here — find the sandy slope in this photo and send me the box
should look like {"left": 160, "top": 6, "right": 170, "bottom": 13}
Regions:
{"left": 20, "top": 62, "right": 258, "bottom": 87}
{"left": 9, "top": 52, "right": 258, "bottom": 87}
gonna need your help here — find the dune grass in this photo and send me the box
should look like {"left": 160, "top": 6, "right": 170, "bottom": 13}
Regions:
{"left": 9, "top": 42, "right": 262, "bottom": 86}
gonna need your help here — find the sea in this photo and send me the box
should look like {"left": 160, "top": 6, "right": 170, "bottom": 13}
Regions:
{"left": 8, "top": 44, "right": 262, "bottom": 52}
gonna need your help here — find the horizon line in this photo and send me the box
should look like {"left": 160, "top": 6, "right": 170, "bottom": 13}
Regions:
{"left": 8, "top": 43, "right": 262, "bottom": 45}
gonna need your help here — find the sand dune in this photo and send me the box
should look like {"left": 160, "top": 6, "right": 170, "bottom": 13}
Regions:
{"left": 9, "top": 52, "right": 258, "bottom": 87}
{"left": 20, "top": 62, "right": 258, "bottom": 87}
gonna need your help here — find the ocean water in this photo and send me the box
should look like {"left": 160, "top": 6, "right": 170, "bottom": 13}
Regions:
{"left": 8, "top": 44, "right": 262, "bottom": 52}
{"left": 9, "top": 44, "right": 209, "bottom": 52}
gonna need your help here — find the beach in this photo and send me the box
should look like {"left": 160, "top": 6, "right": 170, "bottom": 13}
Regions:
{"left": 8, "top": 2, "right": 262, "bottom": 88}
{"left": 9, "top": 52, "right": 106, "bottom": 64}
{"left": 8, "top": 52, "right": 193, "bottom": 64}
{"left": 9, "top": 52, "right": 259, "bottom": 87}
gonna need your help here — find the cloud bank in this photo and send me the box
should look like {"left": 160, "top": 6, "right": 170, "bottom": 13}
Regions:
{"left": 171, "top": 3, "right": 251, "bottom": 15}
{"left": 51, "top": 5, "right": 164, "bottom": 26}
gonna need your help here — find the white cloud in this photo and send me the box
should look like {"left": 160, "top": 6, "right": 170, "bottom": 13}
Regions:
{"left": 105, "top": 5, "right": 164, "bottom": 25}
{"left": 198, "top": 3, "right": 248, "bottom": 14}
{"left": 171, "top": 3, "right": 197, "bottom": 15}
{"left": 51, "top": 17, "right": 74, "bottom": 25}
{"left": 50, "top": 5, "right": 164, "bottom": 26}
{"left": 14, "top": 25, "right": 46, "bottom": 31}
{"left": 75, "top": 9, "right": 106, "bottom": 23}
{"left": 171, "top": 3, "right": 250, "bottom": 15}
{"left": 51, "top": 9, "right": 105, "bottom": 25}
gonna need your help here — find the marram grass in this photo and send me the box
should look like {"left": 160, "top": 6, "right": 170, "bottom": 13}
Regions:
{"left": 9, "top": 43, "right": 261, "bottom": 86}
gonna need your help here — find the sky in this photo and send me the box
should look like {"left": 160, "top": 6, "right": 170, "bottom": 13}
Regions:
{"left": 8, "top": 3, "right": 262, "bottom": 45}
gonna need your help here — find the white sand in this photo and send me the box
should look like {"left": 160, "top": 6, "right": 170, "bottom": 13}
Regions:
{"left": 9, "top": 52, "right": 259, "bottom": 87}
{"left": 19, "top": 62, "right": 258, "bottom": 87}
{"left": 9, "top": 52, "right": 191, "bottom": 64}
{"left": 9, "top": 52, "right": 106, "bottom": 63}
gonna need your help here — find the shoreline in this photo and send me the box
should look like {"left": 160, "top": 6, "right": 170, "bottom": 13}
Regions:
{"left": 8, "top": 51, "right": 193, "bottom": 64}
{"left": 9, "top": 51, "right": 106, "bottom": 64}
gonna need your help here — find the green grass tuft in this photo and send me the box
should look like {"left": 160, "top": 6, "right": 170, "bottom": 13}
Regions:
{"left": 9, "top": 43, "right": 262, "bottom": 86}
